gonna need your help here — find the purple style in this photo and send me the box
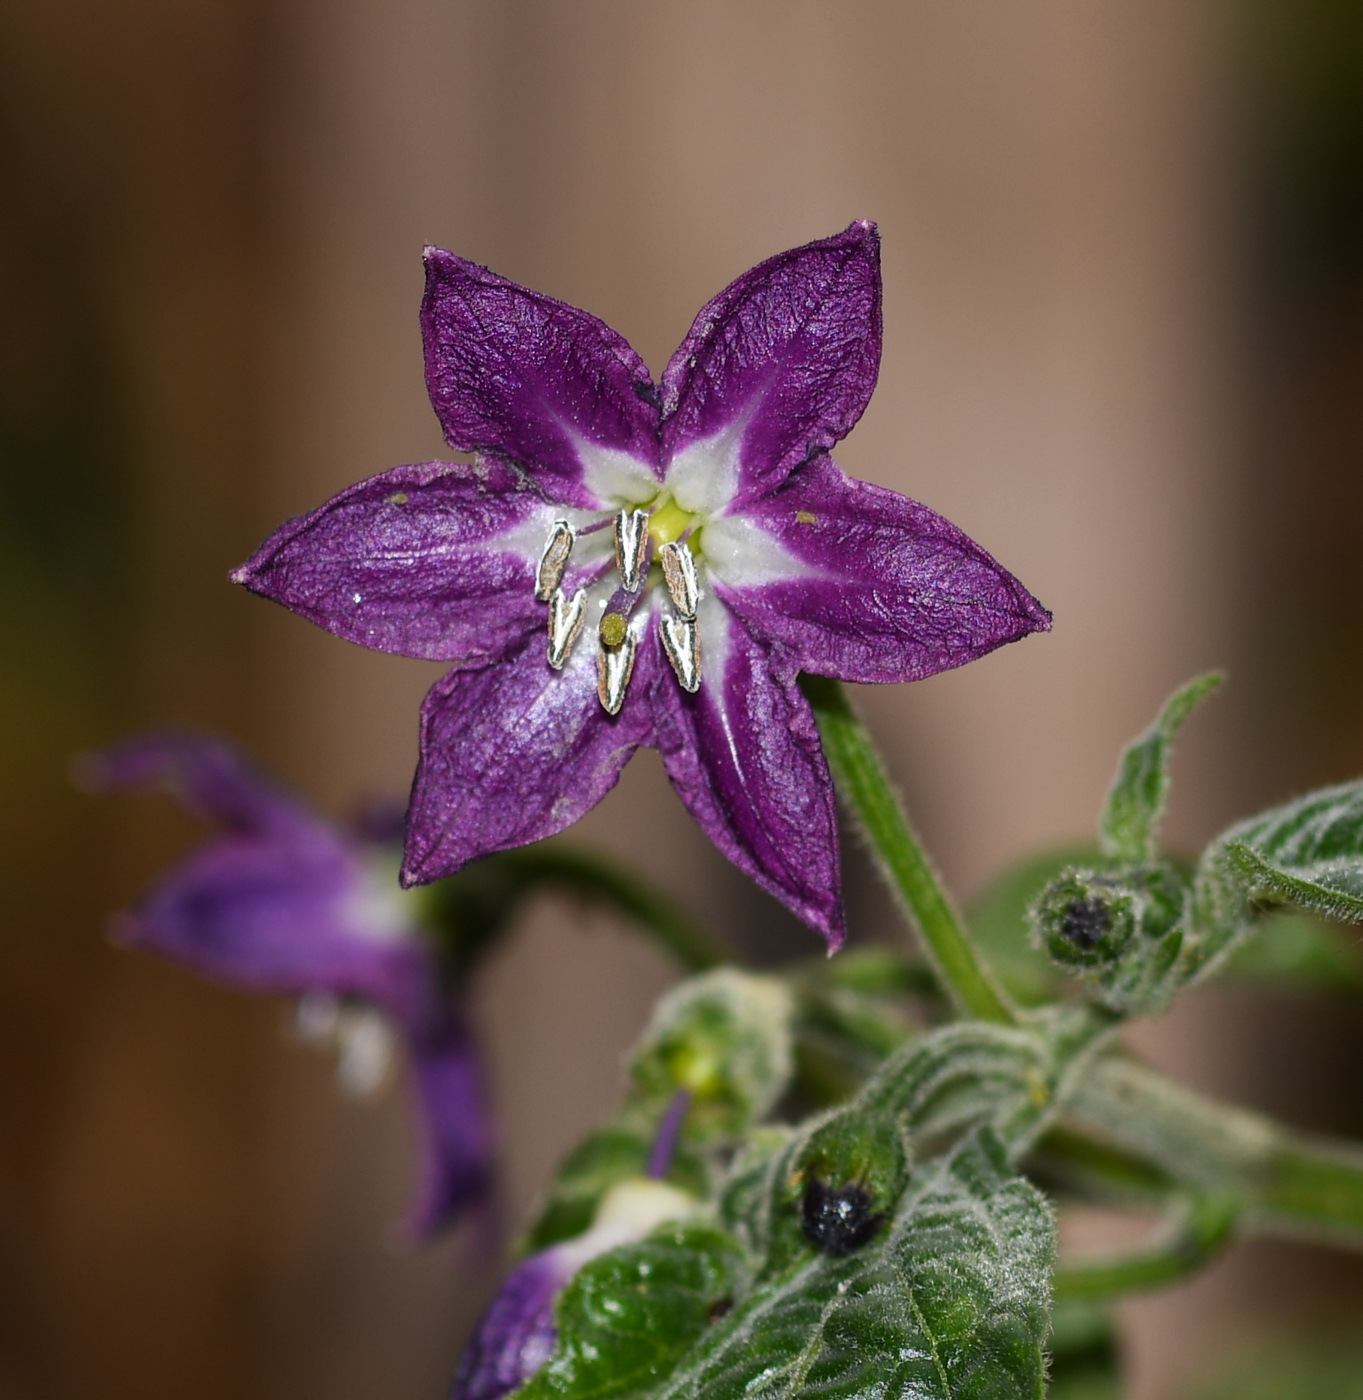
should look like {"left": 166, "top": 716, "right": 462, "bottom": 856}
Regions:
{"left": 233, "top": 223, "right": 1050, "bottom": 949}
{"left": 81, "top": 732, "right": 492, "bottom": 1240}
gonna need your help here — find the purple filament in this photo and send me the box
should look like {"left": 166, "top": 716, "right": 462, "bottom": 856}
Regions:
{"left": 646, "top": 1089, "right": 691, "bottom": 1179}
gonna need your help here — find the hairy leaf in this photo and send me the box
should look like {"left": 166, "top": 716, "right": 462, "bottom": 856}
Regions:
{"left": 524, "top": 1132, "right": 1055, "bottom": 1400}
{"left": 1191, "top": 780, "right": 1363, "bottom": 980}
{"left": 1099, "top": 673, "right": 1223, "bottom": 864}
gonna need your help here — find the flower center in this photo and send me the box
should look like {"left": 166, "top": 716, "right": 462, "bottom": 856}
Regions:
{"left": 535, "top": 503, "right": 704, "bottom": 715}
{"left": 646, "top": 497, "right": 696, "bottom": 550}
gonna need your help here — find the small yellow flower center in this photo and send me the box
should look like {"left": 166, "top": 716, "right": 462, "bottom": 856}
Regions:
{"left": 647, "top": 497, "right": 695, "bottom": 550}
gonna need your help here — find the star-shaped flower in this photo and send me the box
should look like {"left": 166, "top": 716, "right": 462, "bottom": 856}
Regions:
{"left": 80, "top": 733, "right": 491, "bottom": 1240}
{"left": 233, "top": 223, "right": 1048, "bottom": 948}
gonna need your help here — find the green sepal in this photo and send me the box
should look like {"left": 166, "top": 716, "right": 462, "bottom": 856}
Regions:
{"left": 1098, "top": 672, "right": 1224, "bottom": 864}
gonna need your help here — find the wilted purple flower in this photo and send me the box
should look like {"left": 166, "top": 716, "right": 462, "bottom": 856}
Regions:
{"left": 80, "top": 732, "right": 491, "bottom": 1240}
{"left": 233, "top": 223, "right": 1049, "bottom": 948}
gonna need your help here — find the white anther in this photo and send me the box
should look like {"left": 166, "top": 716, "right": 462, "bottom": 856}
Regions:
{"left": 613, "top": 509, "right": 648, "bottom": 592}
{"left": 596, "top": 629, "right": 639, "bottom": 714}
{"left": 660, "top": 613, "right": 701, "bottom": 693}
{"left": 535, "top": 519, "right": 574, "bottom": 602}
{"left": 547, "top": 587, "right": 588, "bottom": 669}
{"left": 659, "top": 541, "right": 699, "bottom": 620}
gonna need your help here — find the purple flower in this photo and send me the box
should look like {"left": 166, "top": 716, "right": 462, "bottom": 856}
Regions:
{"left": 233, "top": 223, "right": 1049, "bottom": 948}
{"left": 80, "top": 732, "right": 492, "bottom": 1240}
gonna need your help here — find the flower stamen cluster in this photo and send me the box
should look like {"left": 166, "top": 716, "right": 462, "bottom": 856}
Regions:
{"left": 536, "top": 506, "right": 703, "bottom": 715}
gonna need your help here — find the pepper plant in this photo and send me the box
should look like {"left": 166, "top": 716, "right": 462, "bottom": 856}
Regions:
{"left": 87, "top": 230, "right": 1363, "bottom": 1397}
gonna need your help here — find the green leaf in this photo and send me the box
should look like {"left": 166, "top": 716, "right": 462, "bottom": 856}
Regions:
{"left": 516, "top": 1225, "right": 751, "bottom": 1400}
{"left": 530, "top": 1131, "right": 1055, "bottom": 1400}
{"left": 1099, "top": 672, "right": 1224, "bottom": 863}
{"left": 1221, "top": 909, "right": 1363, "bottom": 992}
{"left": 691, "top": 1130, "right": 1053, "bottom": 1400}
{"left": 1190, "top": 779, "right": 1363, "bottom": 979}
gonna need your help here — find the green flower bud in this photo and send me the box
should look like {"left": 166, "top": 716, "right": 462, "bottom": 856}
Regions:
{"left": 1031, "top": 865, "right": 1188, "bottom": 1015}
{"left": 1035, "top": 871, "right": 1138, "bottom": 970}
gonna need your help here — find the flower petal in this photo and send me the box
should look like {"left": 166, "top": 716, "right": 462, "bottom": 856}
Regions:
{"left": 709, "top": 455, "right": 1052, "bottom": 684}
{"left": 402, "top": 628, "right": 656, "bottom": 885}
{"left": 114, "top": 837, "right": 435, "bottom": 1027}
{"left": 231, "top": 458, "right": 589, "bottom": 664}
{"left": 405, "top": 1014, "right": 494, "bottom": 1240}
{"left": 651, "top": 599, "right": 844, "bottom": 948}
{"left": 659, "top": 222, "right": 881, "bottom": 513}
{"left": 79, "top": 732, "right": 325, "bottom": 843}
{"left": 422, "top": 248, "right": 662, "bottom": 510}
{"left": 449, "top": 1245, "right": 575, "bottom": 1400}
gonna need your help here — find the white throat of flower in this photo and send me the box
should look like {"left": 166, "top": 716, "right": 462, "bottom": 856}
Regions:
{"left": 536, "top": 505, "right": 703, "bottom": 715}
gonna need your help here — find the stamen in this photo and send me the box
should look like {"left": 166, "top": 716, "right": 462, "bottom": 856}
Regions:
{"left": 661, "top": 613, "right": 701, "bottom": 692}
{"left": 547, "top": 587, "right": 588, "bottom": 669}
{"left": 659, "top": 540, "right": 699, "bottom": 620}
{"left": 535, "top": 519, "right": 574, "bottom": 601}
{"left": 597, "top": 628, "right": 638, "bottom": 714}
{"left": 613, "top": 508, "right": 648, "bottom": 592}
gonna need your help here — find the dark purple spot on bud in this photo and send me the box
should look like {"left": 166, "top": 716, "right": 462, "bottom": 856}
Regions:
{"left": 633, "top": 381, "right": 661, "bottom": 410}
{"left": 801, "top": 1178, "right": 885, "bottom": 1255}
{"left": 1060, "top": 898, "right": 1112, "bottom": 951}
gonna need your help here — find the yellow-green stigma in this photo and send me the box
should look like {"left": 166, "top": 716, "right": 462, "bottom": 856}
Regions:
{"left": 599, "top": 611, "right": 628, "bottom": 648}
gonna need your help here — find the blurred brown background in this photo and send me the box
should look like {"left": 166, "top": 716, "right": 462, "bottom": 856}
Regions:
{"left": 1, "top": 2, "right": 1360, "bottom": 1397}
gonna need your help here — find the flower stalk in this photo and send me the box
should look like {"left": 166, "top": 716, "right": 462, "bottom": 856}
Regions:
{"left": 802, "top": 675, "right": 1016, "bottom": 1025}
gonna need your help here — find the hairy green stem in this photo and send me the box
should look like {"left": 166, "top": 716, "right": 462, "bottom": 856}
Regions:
{"left": 802, "top": 675, "right": 1015, "bottom": 1025}
{"left": 1071, "top": 1054, "right": 1363, "bottom": 1248}
{"left": 1052, "top": 1191, "right": 1238, "bottom": 1301}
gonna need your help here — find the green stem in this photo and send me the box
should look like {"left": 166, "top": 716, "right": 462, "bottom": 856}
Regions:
{"left": 421, "top": 844, "right": 731, "bottom": 977}
{"left": 1052, "top": 1191, "right": 1238, "bottom": 1301}
{"left": 802, "top": 675, "right": 1015, "bottom": 1025}
{"left": 1071, "top": 1054, "right": 1363, "bottom": 1248}
{"left": 497, "top": 846, "right": 731, "bottom": 973}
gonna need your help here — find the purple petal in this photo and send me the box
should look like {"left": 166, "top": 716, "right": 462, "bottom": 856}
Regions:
{"left": 710, "top": 455, "right": 1052, "bottom": 684}
{"left": 78, "top": 732, "right": 323, "bottom": 843}
{"left": 422, "top": 248, "right": 662, "bottom": 511}
{"left": 232, "top": 459, "right": 571, "bottom": 664}
{"left": 651, "top": 600, "right": 844, "bottom": 948}
{"left": 449, "top": 1244, "right": 575, "bottom": 1400}
{"left": 659, "top": 223, "right": 881, "bottom": 512}
{"left": 114, "top": 836, "right": 436, "bottom": 1028}
{"left": 405, "top": 1015, "right": 494, "bottom": 1240}
{"left": 402, "top": 629, "right": 657, "bottom": 885}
